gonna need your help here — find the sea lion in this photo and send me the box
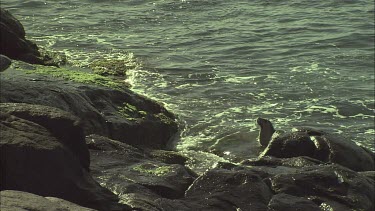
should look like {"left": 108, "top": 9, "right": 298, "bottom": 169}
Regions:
{"left": 257, "top": 117, "right": 278, "bottom": 147}
{"left": 256, "top": 117, "right": 375, "bottom": 171}
{"left": 0, "top": 54, "right": 11, "bottom": 72}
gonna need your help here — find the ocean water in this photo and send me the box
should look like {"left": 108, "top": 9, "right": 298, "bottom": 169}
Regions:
{"left": 3, "top": 0, "right": 374, "bottom": 162}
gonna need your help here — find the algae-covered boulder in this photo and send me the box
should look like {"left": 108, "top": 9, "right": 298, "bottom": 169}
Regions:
{"left": 0, "top": 112, "right": 130, "bottom": 211}
{"left": 0, "top": 190, "right": 96, "bottom": 211}
{"left": 89, "top": 57, "right": 138, "bottom": 77}
{"left": 0, "top": 64, "right": 178, "bottom": 149}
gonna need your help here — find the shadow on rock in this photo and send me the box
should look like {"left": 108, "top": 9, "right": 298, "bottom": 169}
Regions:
{"left": 0, "top": 108, "right": 131, "bottom": 211}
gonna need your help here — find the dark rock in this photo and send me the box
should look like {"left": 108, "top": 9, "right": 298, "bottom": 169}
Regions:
{"left": 240, "top": 157, "right": 374, "bottom": 210}
{"left": 86, "top": 134, "right": 144, "bottom": 158}
{"left": 183, "top": 169, "right": 273, "bottom": 211}
{"left": 358, "top": 171, "right": 375, "bottom": 182}
{"left": 242, "top": 156, "right": 323, "bottom": 168}
{"left": 0, "top": 103, "right": 89, "bottom": 170}
{"left": 87, "top": 135, "right": 196, "bottom": 210}
{"left": 240, "top": 156, "right": 321, "bottom": 179}
{"left": 147, "top": 149, "right": 188, "bottom": 165}
{"left": 156, "top": 168, "right": 275, "bottom": 211}
{"left": 313, "top": 134, "right": 374, "bottom": 171}
{"left": 155, "top": 198, "right": 208, "bottom": 211}
{"left": 260, "top": 130, "right": 374, "bottom": 171}
{"left": 0, "top": 190, "right": 96, "bottom": 211}
{"left": 0, "top": 54, "right": 11, "bottom": 72}
{"left": 260, "top": 132, "right": 317, "bottom": 158}
{"left": 0, "top": 112, "right": 131, "bottom": 211}
{"left": 270, "top": 164, "right": 374, "bottom": 211}
{"left": 214, "top": 161, "right": 241, "bottom": 170}
{"left": 0, "top": 65, "right": 178, "bottom": 149}
{"left": 0, "top": 9, "right": 52, "bottom": 65}
{"left": 268, "top": 193, "right": 321, "bottom": 211}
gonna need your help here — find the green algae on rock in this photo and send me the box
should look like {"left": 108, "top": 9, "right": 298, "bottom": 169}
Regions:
{"left": 118, "top": 103, "right": 148, "bottom": 121}
{"left": 89, "top": 55, "right": 140, "bottom": 77}
{"left": 15, "top": 64, "right": 123, "bottom": 90}
{"left": 153, "top": 113, "right": 175, "bottom": 125}
{"left": 2, "top": 64, "right": 178, "bottom": 149}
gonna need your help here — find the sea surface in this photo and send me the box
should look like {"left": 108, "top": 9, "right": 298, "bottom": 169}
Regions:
{"left": 3, "top": 0, "right": 374, "bottom": 166}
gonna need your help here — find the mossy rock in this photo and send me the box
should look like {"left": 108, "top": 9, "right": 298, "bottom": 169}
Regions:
{"left": 153, "top": 113, "right": 174, "bottom": 125}
{"left": 118, "top": 103, "right": 147, "bottom": 121}
{"left": 89, "top": 58, "right": 138, "bottom": 77}
{"left": 14, "top": 63, "right": 123, "bottom": 90}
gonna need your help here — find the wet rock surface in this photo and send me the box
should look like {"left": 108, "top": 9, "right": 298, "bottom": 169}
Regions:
{"left": 269, "top": 164, "right": 374, "bottom": 210}
{"left": 1, "top": 67, "right": 374, "bottom": 210}
{"left": 240, "top": 156, "right": 375, "bottom": 211}
{"left": 87, "top": 135, "right": 196, "bottom": 209}
{"left": 261, "top": 129, "right": 375, "bottom": 171}
{"left": 0, "top": 103, "right": 90, "bottom": 170}
{"left": 184, "top": 169, "right": 273, "bottom": 211}
{"left": 0, "top": 9, "right": 54, "bottom": 65}
{"left": 0, "top": 54, "right": 12, "bottom": 72}
{"left": 0, "top": 66, "right": 178, "bottom": 149}
{"left": 0, "top": 111, "right": 130, "bottom": 211}
{"left": 0, "top": 190, "right": 96, "bottom": 211}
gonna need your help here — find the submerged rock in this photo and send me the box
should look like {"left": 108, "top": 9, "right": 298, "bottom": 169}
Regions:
{"left": 0, "top": 190, "right": 96, "bottom": 211}
{"left": 209, "top": 130, "right": 262, "bottom": 162}
{"left": 0, "top": 112, "right": 130, "bottom": 211}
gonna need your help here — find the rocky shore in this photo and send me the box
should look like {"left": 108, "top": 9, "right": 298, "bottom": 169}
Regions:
{"left": 1, "top": 8, "right": 374, "bottom": 211}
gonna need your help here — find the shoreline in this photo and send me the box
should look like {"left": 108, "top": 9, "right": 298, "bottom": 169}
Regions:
{"left": 1, "top": 8, "right": 374, "bottom": 211}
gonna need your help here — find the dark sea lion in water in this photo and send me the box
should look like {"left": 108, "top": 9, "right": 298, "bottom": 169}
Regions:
{"left": 0, "top": 54, "right": 12, "bottom": 72}
{"left": 256, "top": 117, "right": 375, "bottom": 171}
{"left": 257, "top": 117, "right": 277, "bottom": 147}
